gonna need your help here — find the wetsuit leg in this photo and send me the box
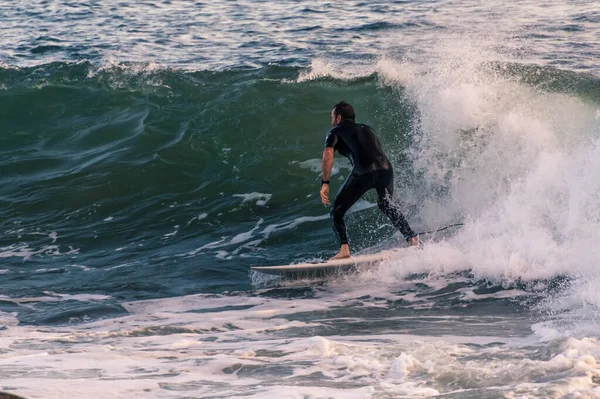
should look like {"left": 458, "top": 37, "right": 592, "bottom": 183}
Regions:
{"left": 375, "top": 170, "right": 416, "bottom": 240}
{"left": 330, "top": 173, "right": 372, "bottom": 245}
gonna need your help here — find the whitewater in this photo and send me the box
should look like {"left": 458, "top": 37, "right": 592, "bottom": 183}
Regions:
{"left": 1, "top": 1, "right": 600, "bottom": 398}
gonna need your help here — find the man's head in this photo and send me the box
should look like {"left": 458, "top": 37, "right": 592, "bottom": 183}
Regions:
{"left": 331, "top": 101, "right": 355, "bottom": 126}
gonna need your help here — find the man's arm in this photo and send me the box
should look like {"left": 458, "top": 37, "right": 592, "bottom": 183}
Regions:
{"left": 320, "top": 147, "right": 334, "bottom": 205}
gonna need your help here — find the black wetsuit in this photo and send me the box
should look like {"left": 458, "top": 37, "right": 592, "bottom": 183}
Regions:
{"left": 325, "top": 119, "right": 415, "bottom": 245}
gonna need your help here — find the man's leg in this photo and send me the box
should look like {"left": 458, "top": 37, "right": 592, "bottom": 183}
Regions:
{"left": 330, "top": 173, "right": 371, "bottom": 259}
{"left": 375, "top": 170, "right": 419, "bottom": 245}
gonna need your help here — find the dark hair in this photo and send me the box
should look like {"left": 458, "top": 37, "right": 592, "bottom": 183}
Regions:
{"left": 333, "top": 101, "right": 355, "bottom": 121}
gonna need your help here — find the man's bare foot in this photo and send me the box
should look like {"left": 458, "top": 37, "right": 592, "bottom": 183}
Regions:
{"left": 330, "top": 244, "right": 351, "bottom": 260}
{"left": 408, "top": 236, "right": 419, "bottom": 246}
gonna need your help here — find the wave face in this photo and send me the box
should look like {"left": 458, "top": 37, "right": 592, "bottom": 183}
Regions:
{"left": 2, "top": 58, "right": 600, "bottom": 298}
{"left": 2, "top": 1, "right": 600, "bottom": 398}
{"left": 0, "top": 62, "right": 417, "bottom": 299}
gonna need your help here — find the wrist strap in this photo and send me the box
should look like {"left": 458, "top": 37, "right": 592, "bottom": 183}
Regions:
{"left": 321, "top": 179, "right": 330, "bottom": 185}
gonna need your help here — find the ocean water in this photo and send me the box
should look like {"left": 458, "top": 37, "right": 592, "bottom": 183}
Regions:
{"left": 1, "top": 1, "right": 600, "bottom": 398}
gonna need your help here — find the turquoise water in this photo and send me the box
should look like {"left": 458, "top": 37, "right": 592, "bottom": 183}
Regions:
{"left": 0, "top": 63, "right": 418, "bottom": 300}
{"left": 2, "top": 1, "right": 600, "bottom": 398}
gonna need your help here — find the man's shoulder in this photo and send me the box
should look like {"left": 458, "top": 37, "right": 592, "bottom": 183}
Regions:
{"left": 329, "top": 121, "right": 359, "bottom": 133}
{"left": 326, "top": 125, "right": 343, "bottom": 137}
{"left": 328, "top": 121, "right": 374, "bottom": 137}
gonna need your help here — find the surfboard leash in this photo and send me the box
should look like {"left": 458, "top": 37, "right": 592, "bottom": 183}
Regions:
{"left": 415, "top": 222, "right": 464, "bottom": 236}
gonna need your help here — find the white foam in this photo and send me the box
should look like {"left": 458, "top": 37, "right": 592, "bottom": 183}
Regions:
{"left": 0, "top": 243, "right": 79, "bottom": 261}
{"left": 296, "top": 58, "right": 377, "bottom": 83}
{"left": 186, "top": 213, "right": 208, "bottom": 226}
{"left": 4, "top": 291, "right": 599, "bottom": 398}
{"left": 293, "top": 53, "right": 600, "bottom": 286}
{"left": 0, "top": 292, "right": 110, "bottom": 305}
{"left": 162, "top": 225, "right": 179, "bottom": 239}
{"left": 0, "top": 311, "right": 19, "bottom": 328}
{"left": 49, "top": 232, "right": 58, "bottom": 243}
{"left": 290, "top": 158, "right": 352, "bottom": 175}
{"left": 233, "top": 192, "right": 272, "bottom": 206}
{"left": 105, "top": 261, "right": 139, "bottom": 271}
{"left": 261, "top": 215, "right": 329, "bottom": 236}
{"left": 308, "top": 42, "right": 600, "bottom": 334}
{"left": 279, "top": 38, "right": 600, "bottom": 346}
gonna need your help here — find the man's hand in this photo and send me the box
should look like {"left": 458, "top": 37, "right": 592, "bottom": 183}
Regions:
{"left": 320, "top": 184, "right": 330, "bottom": 205}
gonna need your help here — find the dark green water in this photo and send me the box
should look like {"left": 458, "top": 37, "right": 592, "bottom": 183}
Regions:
{"left": 0, "top": 62, "right": 424, "bottom": 303}
{"left": 2, "top": 1, "right": 600, "bottom": 398}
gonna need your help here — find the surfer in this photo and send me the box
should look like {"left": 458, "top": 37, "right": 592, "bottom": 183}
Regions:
{"left": 320, "top": 101, "right": 419, "bottom": 259}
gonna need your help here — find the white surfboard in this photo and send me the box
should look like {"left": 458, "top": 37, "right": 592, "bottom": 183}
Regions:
{"left": 251, "top": 248, "right": 404, "bottom": 278}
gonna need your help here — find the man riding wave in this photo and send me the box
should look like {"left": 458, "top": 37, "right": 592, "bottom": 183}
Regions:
{"left": 320, "top": 101, "right": 419, "bottom": 259}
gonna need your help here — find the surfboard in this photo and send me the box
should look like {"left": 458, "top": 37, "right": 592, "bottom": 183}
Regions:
{"left": 251, "top": 248, "right": 403, "bottom": 278}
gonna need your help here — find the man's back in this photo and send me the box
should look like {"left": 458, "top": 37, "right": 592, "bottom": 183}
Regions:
{"left": 325, "top": 120, "right": 391, "bottom": 175}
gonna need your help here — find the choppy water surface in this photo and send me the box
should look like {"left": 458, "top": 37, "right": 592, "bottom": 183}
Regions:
{"left": 1, "top": 1, "right": 600, "bottom": 398}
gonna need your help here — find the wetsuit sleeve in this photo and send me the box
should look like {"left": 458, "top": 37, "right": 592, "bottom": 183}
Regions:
{"left": 324, "top": 129, "right": 338, "bottom": 149}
